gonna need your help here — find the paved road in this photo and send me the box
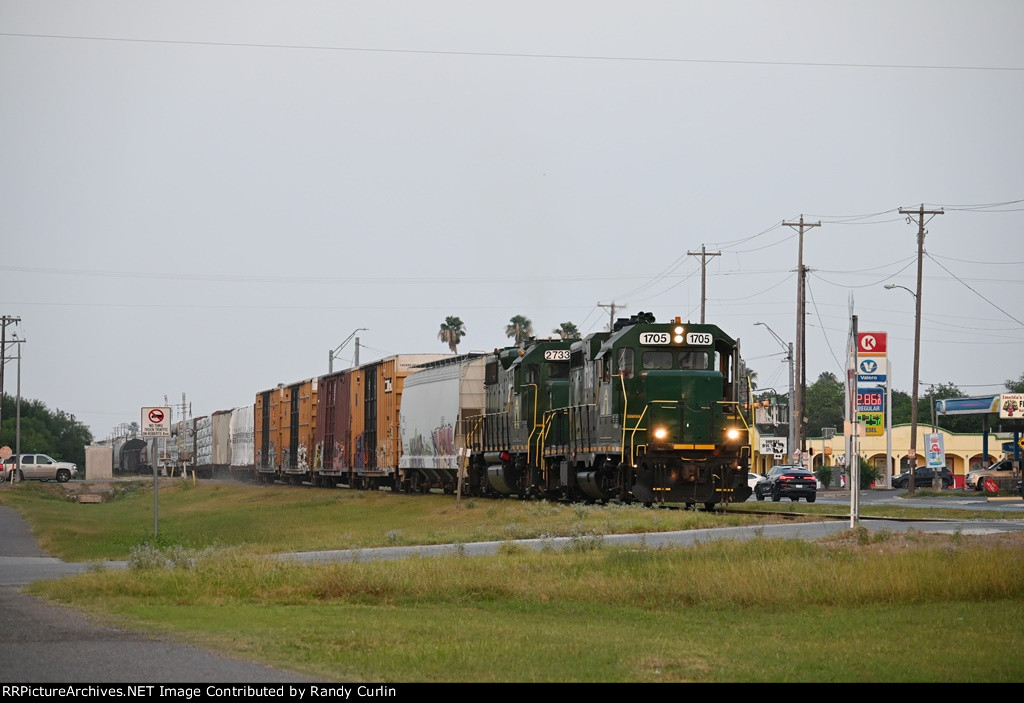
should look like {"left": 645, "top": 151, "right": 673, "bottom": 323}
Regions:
{"left": 2, "top": 492, "right": 1023, "bottom": 682}
{"left": 0, "top": 506, "right": 318, "bottom": 683}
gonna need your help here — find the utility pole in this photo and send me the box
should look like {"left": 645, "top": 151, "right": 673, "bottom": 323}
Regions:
{"left": 597, "top": 302, "right": 626, "bottom": 332}
{"left": 329, "top": 328, "right": 369, "bottom": 373}
{"left": 782, "top": 216, "right": 820, "bottom": 465}
{"left": 687, "top": 245, "right": 721, "bottom": 323}
{"left": 0, "top": 315, "right": 22, "bottom": 438}
{"left": 754, "top": 322, "right": 796, "bottom": 460}
{"left": 898, "top": 204, "right": 943, "bottom": 494}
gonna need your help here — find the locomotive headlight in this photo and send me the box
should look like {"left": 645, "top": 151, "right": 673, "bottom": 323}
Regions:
{"left": 673, "top": 325, "right": 684, "bottom": 344}
{"left": 653, "top": 426, "right": 669, "bottom": 441}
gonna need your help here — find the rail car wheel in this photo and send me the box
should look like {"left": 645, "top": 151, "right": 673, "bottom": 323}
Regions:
{"left": 704, "top": 502, "right": 715, "bottom": 511}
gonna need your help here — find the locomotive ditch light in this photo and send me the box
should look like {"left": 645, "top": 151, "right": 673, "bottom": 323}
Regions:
{"left": 725, "top": 427, "right": 741, "bottom": 441}
{"left": 653, "top": 426, "right": 669, "bottom": 441}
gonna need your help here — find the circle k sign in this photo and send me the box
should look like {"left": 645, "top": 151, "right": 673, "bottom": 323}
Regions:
{"left": 857, "top": 331, "right": 887, "bottom": 356}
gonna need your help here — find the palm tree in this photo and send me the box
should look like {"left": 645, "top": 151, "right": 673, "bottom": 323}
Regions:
{"left": 554, "top": 322, "right": 580, "bottom": 340}
{"left": 437, "top": 316, "right": 466, "bottom": 353}
{"left": 505, "top": 315, "right": 534, "bottom": 345}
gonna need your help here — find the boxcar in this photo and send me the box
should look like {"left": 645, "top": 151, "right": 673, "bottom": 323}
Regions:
{"left": 254, "top": 378, "right": 318, "bottom": 484}
{"left": 346, "top": 354, "right": 450, "bottom": 490}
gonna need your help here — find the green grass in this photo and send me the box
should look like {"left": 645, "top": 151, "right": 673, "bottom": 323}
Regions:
{"left": 4, "top": 479, "right": 1024, "bottom": 682}
{"left": 0, "top": 479, "right": 821, "bottom": 562}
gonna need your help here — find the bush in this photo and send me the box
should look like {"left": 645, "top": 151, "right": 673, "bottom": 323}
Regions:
{"left": 859, "top": 456, "right": 881, "bottom": 490}
{"left": 815, "top": 465, "right": 833, "bottom": 489}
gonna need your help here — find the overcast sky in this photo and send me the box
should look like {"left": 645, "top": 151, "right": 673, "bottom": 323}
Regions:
{"left": 2, "top": 1, "right": 1022, "bottom": 440}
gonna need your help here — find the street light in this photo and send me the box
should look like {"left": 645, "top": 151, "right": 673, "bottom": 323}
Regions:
{"left": 754, "top": 322, "right": 796, "bottom": 465}
{"left": 884, "top": 283, "right": 923, "bottom": 495}
{"left": 329, "top": 328, "right": 369, "bottom": 373}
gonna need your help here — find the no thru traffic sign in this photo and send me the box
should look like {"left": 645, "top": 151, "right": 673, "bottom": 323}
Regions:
{"left": 141, "top": 406, "right": 172, "bottom": 437}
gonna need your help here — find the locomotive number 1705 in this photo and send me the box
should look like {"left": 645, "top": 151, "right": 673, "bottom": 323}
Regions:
{"left": 640, "top": 331, "right": 714, "bottom": 346}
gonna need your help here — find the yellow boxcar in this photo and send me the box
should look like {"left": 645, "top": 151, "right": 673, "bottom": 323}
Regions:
{"left": 254, "top": 378, "right": 317, "bottom": 484}
{"left": 347, "top": 354, "right": 449, "bottom": 490}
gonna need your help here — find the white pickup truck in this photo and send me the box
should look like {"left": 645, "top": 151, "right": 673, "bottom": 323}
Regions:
{"left": 2, "top": 453, "right": 78, "bottom": 482}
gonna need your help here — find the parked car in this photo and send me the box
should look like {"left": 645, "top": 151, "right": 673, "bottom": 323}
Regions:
{"left": 754, "top": 465, "right": 817, "bottom": 503}
{"left": 965, "top": 458, "right": 1017, "bottom": 491}
{"left": 891, "top": 466, "right": 953, "bottom": 490}
{"left": 747, "top": 472, "right": 763, "bottom": 490}
{"left": 2, "top": 454, "right": 78, "bottom": 483}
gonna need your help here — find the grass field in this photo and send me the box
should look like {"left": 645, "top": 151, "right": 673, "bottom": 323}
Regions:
{"left": 2, "top": 479, "right": 1023, "bottom": 682}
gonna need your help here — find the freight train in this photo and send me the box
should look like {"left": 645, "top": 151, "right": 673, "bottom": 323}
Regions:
{"left": 107, "top": 313, "right": 753, "bottom": 507}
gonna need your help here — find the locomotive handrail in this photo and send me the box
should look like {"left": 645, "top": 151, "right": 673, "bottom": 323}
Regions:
{"left": 536, "top": 411, "right": 556, "bottom": 479}
{"left": 619, "top": 371, "right": 630, "bottom": 464}
{"left": 625, "top": 403, "right": 651, "bottom": 466}
{"left": 525, "top": 383, "right": 540, "bottom": 466}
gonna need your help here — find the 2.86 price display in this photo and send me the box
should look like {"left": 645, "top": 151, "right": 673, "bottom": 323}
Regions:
{"left": 856, "top": 389, "right": 884, "bottom": 412}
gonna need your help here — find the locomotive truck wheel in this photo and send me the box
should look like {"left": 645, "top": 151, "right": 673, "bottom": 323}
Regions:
{"left": 56, "top": 469, "right": 71, "bottom": 483}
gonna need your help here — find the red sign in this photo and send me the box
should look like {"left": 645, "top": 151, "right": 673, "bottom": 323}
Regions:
{"left": 857, "top": 332, "right": 887, "bottom": 356}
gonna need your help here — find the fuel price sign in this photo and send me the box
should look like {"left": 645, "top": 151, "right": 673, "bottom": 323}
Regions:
{"left": 856, "top": 389, "right": 885, "bottom": 413}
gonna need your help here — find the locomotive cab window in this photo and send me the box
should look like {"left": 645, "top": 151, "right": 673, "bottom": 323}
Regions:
{"left": 526, "top": 364, "right": 539, "bottom": 385}
{"left": 547, "top": 362, "right": 569, "bottom": 379}
{"left": 642, "top": 351, "right": 673, "bottom": 370}
{"left": 678, "top": 351, "right": 709, "bottom": 370}
{"left": 617, "top": 348, "right": 634, "bottom": 379}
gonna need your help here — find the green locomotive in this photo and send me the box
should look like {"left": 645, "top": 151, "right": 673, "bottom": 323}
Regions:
{"left": 469, "top": 313, "right": 752, "bottom": 508}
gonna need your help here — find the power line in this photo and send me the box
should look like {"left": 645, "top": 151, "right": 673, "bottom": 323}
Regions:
{"left": 926, "top": 252, "right": 1024, "bottom": 327}
{"left": 3, "top": 32, "right": 1023, "bottom": 71}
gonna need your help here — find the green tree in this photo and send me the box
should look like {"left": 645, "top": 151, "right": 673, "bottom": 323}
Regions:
{"left": 553, "top": 322, "right": 580, "bottom": 340}
{"left": 0, "top": 394, "right": 93, "bottom": 466}
{"left": 505, "top": 315, "right": 534, "bottom": 345}
{"left": 922, "top": 382, "right": 984, "bottom": 433}
{"left": 804, "top": 372, "right": 844, "bottom": 436}
{"left": 437, "top": 316, "right": 467, "bottom": 353}
{"left": 1005, "top": 373, "right": 1024, "bottom": 393}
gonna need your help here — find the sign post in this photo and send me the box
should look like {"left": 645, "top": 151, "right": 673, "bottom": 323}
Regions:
{"left": 856, "top": 331, "right": 889, "bottom": 489}
{"left": 142, "top": 406, "right": 171, "bottom": 537}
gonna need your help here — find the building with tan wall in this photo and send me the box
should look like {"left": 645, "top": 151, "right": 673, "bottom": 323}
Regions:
{"left": 752, "top": 424, "right": 1019, "bottom": 488}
